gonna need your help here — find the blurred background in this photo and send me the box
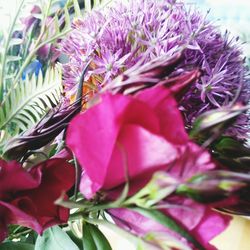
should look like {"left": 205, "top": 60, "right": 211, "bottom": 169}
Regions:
{"left": 190, "top": 0, "right": 250, "bottom": 60}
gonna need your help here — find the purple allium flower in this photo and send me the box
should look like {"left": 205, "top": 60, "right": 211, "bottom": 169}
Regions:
{"left": 60, "top": 0, "right": 249, "bottom": 138}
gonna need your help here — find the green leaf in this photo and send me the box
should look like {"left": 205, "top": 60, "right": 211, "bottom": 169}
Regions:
{"left": 214, "top": 137, "right": 250, "bottom": 157}
{"left": 88, "top": 224, "right": 112, "bottom": 250}
{"left": 6, "top": 56, "right": 22, "bottom": 63}
{"left": 67, "top": 231, "right": 83, "bottom": 250}
{"left": 0, "top": 0, "right": 25, "bottom": 101}
{"left": 0, "top": 242, "right": 34, "bottom": 250}
{"left": 84, "top": 0, "right": 92, "bottom": 12}
{"left": 82, "top": 223, "right": 97, "bottom": 250}
{"left": 0, "top": 65, "right": 62, "bottom": 140}
{"left": 8, "top": 38, "right": 23, "bottom": 47}
{"left": 34, "top": 226, "right": 79, "bottom": 250}
{"left": 82, "top": 223, "right": 112, "bottom": 250}
{"left": 73, "top": 0, "right": 82, "bottom": 17}
{"left": 132, "top": 208, "right": 205, "bottom": 250}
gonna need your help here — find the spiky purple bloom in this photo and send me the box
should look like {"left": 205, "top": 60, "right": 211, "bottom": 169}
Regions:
{"left": 60, "top": 0, "right": 249, "bottom": 137}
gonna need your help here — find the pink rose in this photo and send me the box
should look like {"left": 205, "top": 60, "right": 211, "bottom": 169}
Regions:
{"left": 66, "top": 85, "right": 231, "bottom": 249}
{"left": 66, "top": 85, "right": 215, "bottom": 198}
{"left": 0, "top": 158, "right": 74, "bottom": 242}
{"left": 67, "top": 86, "right": 189, "bottom": 198}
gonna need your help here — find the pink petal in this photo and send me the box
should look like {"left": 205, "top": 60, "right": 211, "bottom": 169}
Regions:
{"left": 0, "top": 200, "right": 42, "bottom": 234}
{"left": 194, "top": 208, "right": 231, "bottom": 250}
{"left": 67, "top": 94, "right": 130, "bottom": 193}
{"left": 68, "top": 93, "right": 161, "bottom": 197}
{"left": 135, "top": 86, "right": 189, "bottom": 144}
{"left": 165, "top": 198, "right": 205, "bottom": 231}
{"left": 169, "top": 142, "right": 215, "bottom": 180}
{"left": 0, "top": 160, "right": 41, "bottom": 199}
{"left": 104, "top": 124, "right": 177, "bottom": 189}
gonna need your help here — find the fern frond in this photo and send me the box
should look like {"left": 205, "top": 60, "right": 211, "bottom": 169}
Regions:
{"left": 0, "top": 65, "right": 62, "bottom": 134}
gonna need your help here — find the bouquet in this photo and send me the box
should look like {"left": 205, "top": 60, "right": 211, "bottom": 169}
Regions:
{"left": 0, "top": 0, "right": 249, "bottom": 249}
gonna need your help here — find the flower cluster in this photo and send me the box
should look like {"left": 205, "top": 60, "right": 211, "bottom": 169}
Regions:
{"left": 1, "top": 0, "right": 250, "bottom": 249}
{"left": 61, "top": 0, "right": 249, "bottom": 137}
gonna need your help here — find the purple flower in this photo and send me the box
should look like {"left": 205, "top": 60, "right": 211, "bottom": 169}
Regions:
{"left": 21, "top": 5, "right": 41, "bottom": 32}
{"left": 60, "top": 0, "right": 249, "bottom": 138}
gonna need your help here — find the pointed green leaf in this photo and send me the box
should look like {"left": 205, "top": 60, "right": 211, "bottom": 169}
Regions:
{"left": 0, "top": 66, "right": 62, "bottom": 135}
{"left": 6, "top": 56, "right": 22, "bottom": 63}
{"left": 82, "top": 222, "right": 97, "bottom": 250}
{"left": 67, "top": 231, "right": 83, "bottom": 250}
{"left": 73, "top": 0, "right": 82, "bottom": 17}
{"left": 85, "top": 0, "right": 92, "bottom": 12}
{"left": 88, "top": 224, "right": 112, "bottom": 250}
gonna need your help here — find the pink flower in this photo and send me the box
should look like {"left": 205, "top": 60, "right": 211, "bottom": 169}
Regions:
{"left": 21, "top": 5, "right": 41, "bottom": 32}
{"left": 66, "top": 85, "right": 214, "bottom": 199}
{"left": 67, "top": 86, "right": 186, "bottom": 198}
{"left": 0, "top": 158, "right": 74, "bottom": 242}
{"left": 109, "top": 204, "right": 230, "bottom": 250}
{"left": 66, "top": 85, "right": 231, "bottom": 249}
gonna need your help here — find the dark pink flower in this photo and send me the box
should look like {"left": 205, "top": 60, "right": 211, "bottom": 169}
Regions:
{"left": 0, "top": 158, "right": 74, "bottom": 242}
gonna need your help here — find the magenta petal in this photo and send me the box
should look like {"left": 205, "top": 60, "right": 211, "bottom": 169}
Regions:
{"left": 0, "top": 160, "right": 41, "bottom": 198}
{"left": 169, "top": 142, "right": 215, "bottom": 180}
{"left": 165, "top": 198, "right": 206, "bottom": 231}
{"left": 104, "top": 124, "right": 178, "bottom": 189}
{"left": 135, "top": 86, "right": 189, "bottom": 144}
{"left": 109, "top": 205, "right": 230, "bottom": 250}
{"left": 109, "top": 208, "right": 168, "bottom": 236}
{"left": 80, "top": 174, "right": 102, "bottom": 199}
{"left": 67, "top": 93, "right": 131, "bottom": 194}
{"left": 0, "top": 219, "right": 7, "bottom": 242}
{"left": 0, "top": 200, "right": 42, "bottom": 234}
{"left": 135, "top": 86, "right": 171, "bottom": 110}
{"left": 194, "top": 208, "right": 231, "bottom": 249}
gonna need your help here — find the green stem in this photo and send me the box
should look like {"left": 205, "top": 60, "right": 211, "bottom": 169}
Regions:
{"left": 9, "top": 229, "right": 32, "bottom": 239}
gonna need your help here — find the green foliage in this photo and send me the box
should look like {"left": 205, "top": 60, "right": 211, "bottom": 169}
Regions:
{"left": 34, "top": 226, "right": 79, "bottom": 250}
{"left": 0, "top": 66, "right": 62, "bottom": 144}
{"left": 66, "top": 231, "right": 83, "bottom": 250}
{"left": 0, "top": 0, "right": 110, "bottom": 147}
{"left": 0, "top": 242, "right": 34, "bottom": 250}
{"left": 82, "top": 222, "right": 112, "bottom": 250}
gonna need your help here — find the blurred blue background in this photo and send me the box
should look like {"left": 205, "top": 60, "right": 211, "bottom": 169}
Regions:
{"left": 186, "top": 0, "right": 250, "bottom": 59}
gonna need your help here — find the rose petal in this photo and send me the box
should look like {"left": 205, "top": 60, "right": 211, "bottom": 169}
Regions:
{"left": 0, "top": 200, "right": 42, "bottom": 234}
{"left": 136, "top": 86, "right": 189, "bottom": 144}
{"left": 0, "top": 160, "right": 41, "bottom": 199}
{"left": 67, "top": 94, "right": 130, "bottom": 191}
{"left": 104, "top": 124, "right": 177, "bottom": 189}
{"left": 68, "top": 92, "right": 162, "bottom": 197}
{"left": 194, "top": 208, "right": 231, "bottom": 249}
